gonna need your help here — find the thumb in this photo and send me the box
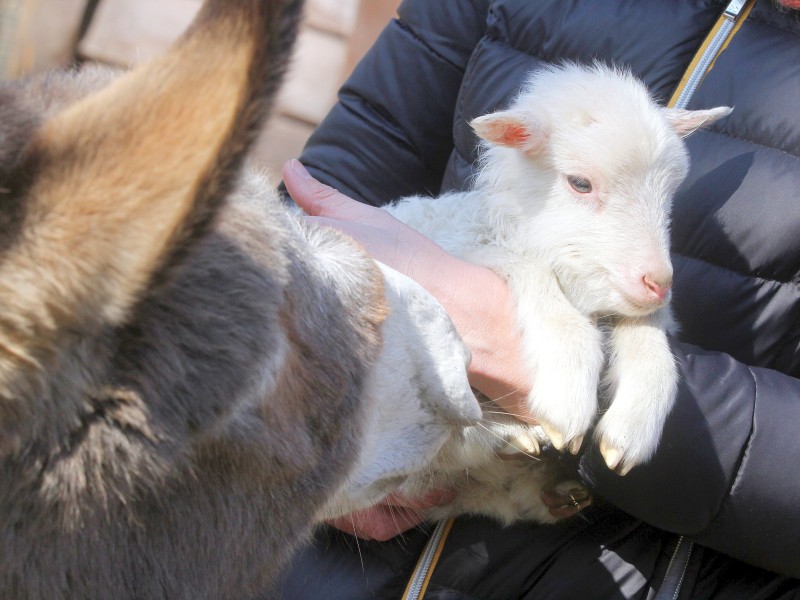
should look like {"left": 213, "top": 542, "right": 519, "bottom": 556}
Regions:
{"left": 283, "top": 159, "right": 365, "bottom": 219}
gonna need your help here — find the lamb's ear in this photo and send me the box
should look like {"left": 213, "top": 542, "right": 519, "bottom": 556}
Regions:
{"left": 663, "top": 106, "right": 732, "bottom": 137}
{"left": 470, "top": 110, "right": 550, "bottom": 155}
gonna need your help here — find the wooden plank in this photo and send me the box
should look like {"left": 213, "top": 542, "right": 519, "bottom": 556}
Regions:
{"left": 306, "top": 0, "right": 357, "bottom": 37}
{"left": 72, "top": 0, "right": 368, "bottom": 178}
{"left": 78, "top": 0, "right": 200, "bottom": 66}
{"left": 25, "top": 0, "right": 88, "bottom": 73}
{"left": 343, "top": 0, "right": 399, "bottom": 76}
{"left": 276, "top": 27, "right": 347, "bottom": 125}
{"left": 0, "top": 0, "right": 27, "bottom": 77}
{"left": 1, "top": 0, "right": 88, "bottom": 77}
{"left": 78, "top": 0, "right": 357, "bottom": 67}
{"left": 78, "top": 0, "right": 346, "bottom": 125}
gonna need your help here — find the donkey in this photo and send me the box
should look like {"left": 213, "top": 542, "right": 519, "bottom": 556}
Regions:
{"left": 0, "top": 1, "right": 480, "bottom": 597}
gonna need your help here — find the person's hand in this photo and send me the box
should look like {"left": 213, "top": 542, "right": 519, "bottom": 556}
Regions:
{"left": 283, "top": 160, "right": 598, "bottom": 539}
{"left": 282, "top": 160, "right": 535, "bottom": 424}
{"left": 325, "top": 490, "right": 454, "bottom": 541}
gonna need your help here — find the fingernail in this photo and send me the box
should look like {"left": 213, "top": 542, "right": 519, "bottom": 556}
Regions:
{"left": 289, "top": 159, "right": 311, "bottom": 179}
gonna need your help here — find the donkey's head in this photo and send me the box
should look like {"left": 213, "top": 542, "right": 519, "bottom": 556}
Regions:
{"left": 0, "top": 3, "right": 348, "bottom": 597}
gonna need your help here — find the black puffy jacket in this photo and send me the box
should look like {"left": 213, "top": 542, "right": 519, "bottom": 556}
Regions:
{"left": 277, "top": 1, "right": 800, "bottom": 597}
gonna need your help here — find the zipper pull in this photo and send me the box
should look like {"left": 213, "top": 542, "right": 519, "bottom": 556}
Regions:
{"left": 670, "top": 0, "right": 754, "bottom": 108}
{"left": 723, "top": 0, "right": 747, "bottom": 20}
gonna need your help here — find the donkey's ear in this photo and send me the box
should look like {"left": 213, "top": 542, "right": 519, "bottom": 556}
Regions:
{"left": 6, "top": 0, "right": 301, "bottom": 328}
{"left": 470, "top": 110, "right": 550, "bottom": 155}
{"left": 663, "top": 106, "right": 732, "bottom": 137}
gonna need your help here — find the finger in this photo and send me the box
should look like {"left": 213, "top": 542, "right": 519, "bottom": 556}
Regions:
{"left": 303, "top": 215, "right": 367, "bottom": 240}
{"left": 301, "top": 216, "right": 380, "bottom": 261}
{"left": 326, "top": 505, "right": 426, "bottom": 542}
{"left": 365, "top": 506, "right": 426, "bottom": 542}
{"left": 282, "top": 159, "right": 344, "bottom": 215}
{"left": 283, "top": 159, "right": 369, "bottom": 220}
{"left": 325, "top": 489, "right": 454, "bottom": 540}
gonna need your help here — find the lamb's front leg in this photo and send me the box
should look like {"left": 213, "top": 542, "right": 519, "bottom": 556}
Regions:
{"left": 595, "top": 308, "right": 678, "bottom": 475}
{"left": 500, "top": 259, "right": 605, "bottom": 453}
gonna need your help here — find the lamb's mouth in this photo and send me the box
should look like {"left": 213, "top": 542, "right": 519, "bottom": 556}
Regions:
{"left": 616, "top": 289, "right": 666, "bottom": 316}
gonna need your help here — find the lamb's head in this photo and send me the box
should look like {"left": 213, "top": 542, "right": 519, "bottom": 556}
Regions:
{"left": 472, "top": 63, "right": 731, "bottom": 317}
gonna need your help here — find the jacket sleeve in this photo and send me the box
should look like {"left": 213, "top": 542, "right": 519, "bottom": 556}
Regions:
{"left": 297, "top": 0, "right": 489, "bottom": 206}
{"left": 580, "top": 340, "right": 800, "bottom": 578}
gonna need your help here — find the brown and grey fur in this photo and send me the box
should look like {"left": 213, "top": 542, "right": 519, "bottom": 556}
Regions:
{"left": 0, "top": 0, "right": 400, "bottom": 597}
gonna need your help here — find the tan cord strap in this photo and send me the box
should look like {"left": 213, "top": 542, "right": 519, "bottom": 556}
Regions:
{"left": 669, "top": 0, "right": 756, "bottom": 107}
{"left": 401, "top": 518, "right": 456, "bottom": 600}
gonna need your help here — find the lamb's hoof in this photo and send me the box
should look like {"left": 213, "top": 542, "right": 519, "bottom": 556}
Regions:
{"left": 541, "top": 424, "right": 584, "bottom": 455}
{"left": 540, "top": 423, "right": 566, "bottom": 451}
{"left": 568, "top": 434, "right": 585, "bottom": 455}
{"left": 599, "top": 440, "right": 633, "bottom": 476}
{"left": 499, "top": 432, "right": 540, "bottom": 457}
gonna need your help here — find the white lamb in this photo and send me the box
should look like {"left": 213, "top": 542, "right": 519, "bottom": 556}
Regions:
{"left": 386, "top": 62, "right": 731, "bottom": 485}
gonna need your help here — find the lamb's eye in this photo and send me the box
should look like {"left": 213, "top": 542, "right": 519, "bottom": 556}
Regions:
{"left": 567, "top": 175, "right": 592, "bottom": 194}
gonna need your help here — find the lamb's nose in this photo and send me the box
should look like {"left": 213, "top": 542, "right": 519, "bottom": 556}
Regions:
{"left": 642, "top": 274, "right": 672, "bottom": 302}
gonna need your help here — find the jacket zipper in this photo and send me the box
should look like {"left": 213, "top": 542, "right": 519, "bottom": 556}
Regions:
{"left": 671, "top": 0, "right": 751, "bottom": 108}
{"left": 402, "top": 519, "right": 454, "bottom": 600}
{"left": 662, "top": 0, "right": 753, "bottom": 589}
{"left": 654, "top": 535, "right": 695, "bottom": 600}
